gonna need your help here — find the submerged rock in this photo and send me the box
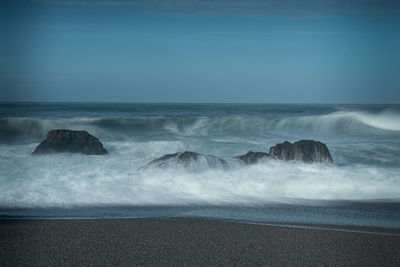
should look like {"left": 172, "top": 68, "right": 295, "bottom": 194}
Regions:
{"left": 139, "top": 151, "right": 228, "bottom": 171}
{"left": 269, "top": 140, "right": 333, "bottom": 163}
{"left": 32, "top": 129, "right": 108, "bottom": 155}
{"left": 234, "top": 151, "right": 276, "bottom": 165}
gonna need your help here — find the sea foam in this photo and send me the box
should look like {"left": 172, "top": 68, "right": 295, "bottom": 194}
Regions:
{"left": 1, "top": 141, "right": 399, "bottom": 208}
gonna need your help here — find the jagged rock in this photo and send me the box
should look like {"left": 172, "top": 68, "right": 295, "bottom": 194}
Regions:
{"left": 139, "top": 151, "right": 228, "bottom": 171}
{"left": 234, "top": 151, "right": 276, "bottom": 164}
{"left": 269, "top": 140, "right": 333, "bottom": 163}
{"left": 32, "top": 129, "right": 108, "bottom": 155}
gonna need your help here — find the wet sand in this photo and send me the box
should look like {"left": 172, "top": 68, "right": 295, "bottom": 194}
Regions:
{"left": 1, "top": 218, "right": 400, "bottom": 266}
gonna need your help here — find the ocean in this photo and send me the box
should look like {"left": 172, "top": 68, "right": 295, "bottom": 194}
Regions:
{"left": 1, "top": 103, "right": 400, "bottom": 228}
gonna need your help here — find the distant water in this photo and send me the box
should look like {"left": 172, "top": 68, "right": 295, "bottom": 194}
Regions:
{"left": 1, "top": 103, "right": 400, "bottom": 228}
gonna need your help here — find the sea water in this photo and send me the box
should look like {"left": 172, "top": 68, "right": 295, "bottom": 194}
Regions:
{"left": 1, "top": 103, "right": 399, "bottom": 228}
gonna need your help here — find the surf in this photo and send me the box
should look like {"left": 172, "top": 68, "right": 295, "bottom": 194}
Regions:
{"left": 1, "top": 107, "right": 400, "bottom": 142}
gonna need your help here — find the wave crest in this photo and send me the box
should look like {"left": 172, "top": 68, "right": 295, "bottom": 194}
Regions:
{"left": 1, "top": 109, "right": 399, "bottom": 142}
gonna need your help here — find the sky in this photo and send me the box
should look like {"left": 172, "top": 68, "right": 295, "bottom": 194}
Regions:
{"left": 1, "top": 0, "right": 400, "bottom": 103}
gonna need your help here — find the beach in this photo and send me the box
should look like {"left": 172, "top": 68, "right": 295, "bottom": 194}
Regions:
{"left": 1, "top": 218, "right": 400, "bottom": 266}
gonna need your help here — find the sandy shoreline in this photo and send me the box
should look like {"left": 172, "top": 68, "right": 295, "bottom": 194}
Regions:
{"left": 1, "top": 218, "right": 400, "bottom": 266}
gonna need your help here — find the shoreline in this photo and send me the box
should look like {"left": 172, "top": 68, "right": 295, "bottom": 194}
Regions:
{"left": 1, "top": 217, "right": 400, "bottom": 266}
{"left": 2, "top": 216, "right": 400, "bottom": 235}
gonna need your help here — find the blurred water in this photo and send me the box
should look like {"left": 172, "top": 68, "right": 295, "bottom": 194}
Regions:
{"left": 1, "top": 103, "right": 399, "bottom": 227}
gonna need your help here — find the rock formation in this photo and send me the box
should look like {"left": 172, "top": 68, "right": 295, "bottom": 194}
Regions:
{"left": 269, "top": 140, "right": 333, "bottom": 163}
{"left": 234, "top": 151, "right": 276, "bottom": 165}
{"left": 32, "top": 129, "right": 108, "bottom": 155}
{"left": 141, "top": 140, "right": 333, "bottom": 171}
{"left": 139, "top": 151, "right": 228, "bottom": 171}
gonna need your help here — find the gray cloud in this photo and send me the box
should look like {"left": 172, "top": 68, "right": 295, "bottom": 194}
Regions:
{"left": 31, "top": 0, "right": 400, "bottom": 16}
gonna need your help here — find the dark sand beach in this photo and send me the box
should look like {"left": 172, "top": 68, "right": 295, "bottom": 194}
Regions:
{"left": 1, "top": 218, "right": 400, "bottom": 266}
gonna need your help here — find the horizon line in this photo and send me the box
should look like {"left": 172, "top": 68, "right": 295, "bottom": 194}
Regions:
{"left": 0, "top": 101, "right": 399, "bottom": 105}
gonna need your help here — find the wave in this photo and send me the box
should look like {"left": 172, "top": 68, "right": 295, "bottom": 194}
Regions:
{"left": 1, "top": 109, "right": 399, "bottom": 142}
{"left": 0, "top": 139, "right": 399, "bottom": 208}
{"left": 277, "top": 109, "right": 400, "bottom": 132}
{"left": 1, "top": 145, "right": 399, "bottom": 208}
{"left": 349, "top": 109, "right": 400, "bottom": 131}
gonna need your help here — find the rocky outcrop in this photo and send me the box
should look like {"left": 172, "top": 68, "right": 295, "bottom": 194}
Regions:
{"left": 139, "top": 151, "right": 228, "bottom": 171}
{"left": 234, "top": 151, "right": 276, "bottom": 165}
{"left": 269, "top": 140, "right": 333, "bottom": 163}
{"left": 32, "top": 129, "right": 108, "bottom": 155}
{"left": 140, "top": 140, "right": 333, "bottom": 172}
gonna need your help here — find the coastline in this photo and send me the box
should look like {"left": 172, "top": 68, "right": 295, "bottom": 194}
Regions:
{"left": 1, "top": 217, "right": 400, "bottom": 266}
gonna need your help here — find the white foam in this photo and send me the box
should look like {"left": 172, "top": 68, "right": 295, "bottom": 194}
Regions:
{"left": 276, "top": 109, "right": 400, "bottom": 133}
{"left": 1, "top": 141, "right": 399, "bottom": 208}
{"left": 352, "top": 109, "right": 400, "bottom": 131}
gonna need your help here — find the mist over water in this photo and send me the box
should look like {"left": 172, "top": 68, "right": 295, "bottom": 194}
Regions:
{"left": 1, "top": 103, "right": 400, "bottom": 210}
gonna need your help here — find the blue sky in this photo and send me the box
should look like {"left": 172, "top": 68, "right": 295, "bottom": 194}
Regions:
{"left": 1, "top": 0, "right": 400, "bottom": 103}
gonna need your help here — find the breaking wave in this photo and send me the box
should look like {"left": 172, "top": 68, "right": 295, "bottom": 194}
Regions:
{"left": 1, "top": 109, "right": 399, "bottom": 142}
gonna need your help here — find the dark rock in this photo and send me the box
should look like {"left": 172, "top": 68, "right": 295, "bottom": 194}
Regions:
{"left": 234, "top": 151, "right": 276, "bottom": 165}
{"left": 139, "top": 151, "right": 228, "bottom": 171}
{"left": 32, "top": 129, "right": 108, "bottom": 155}
{"left": 269, "top": 140, "right": 333, "bottom": 163}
